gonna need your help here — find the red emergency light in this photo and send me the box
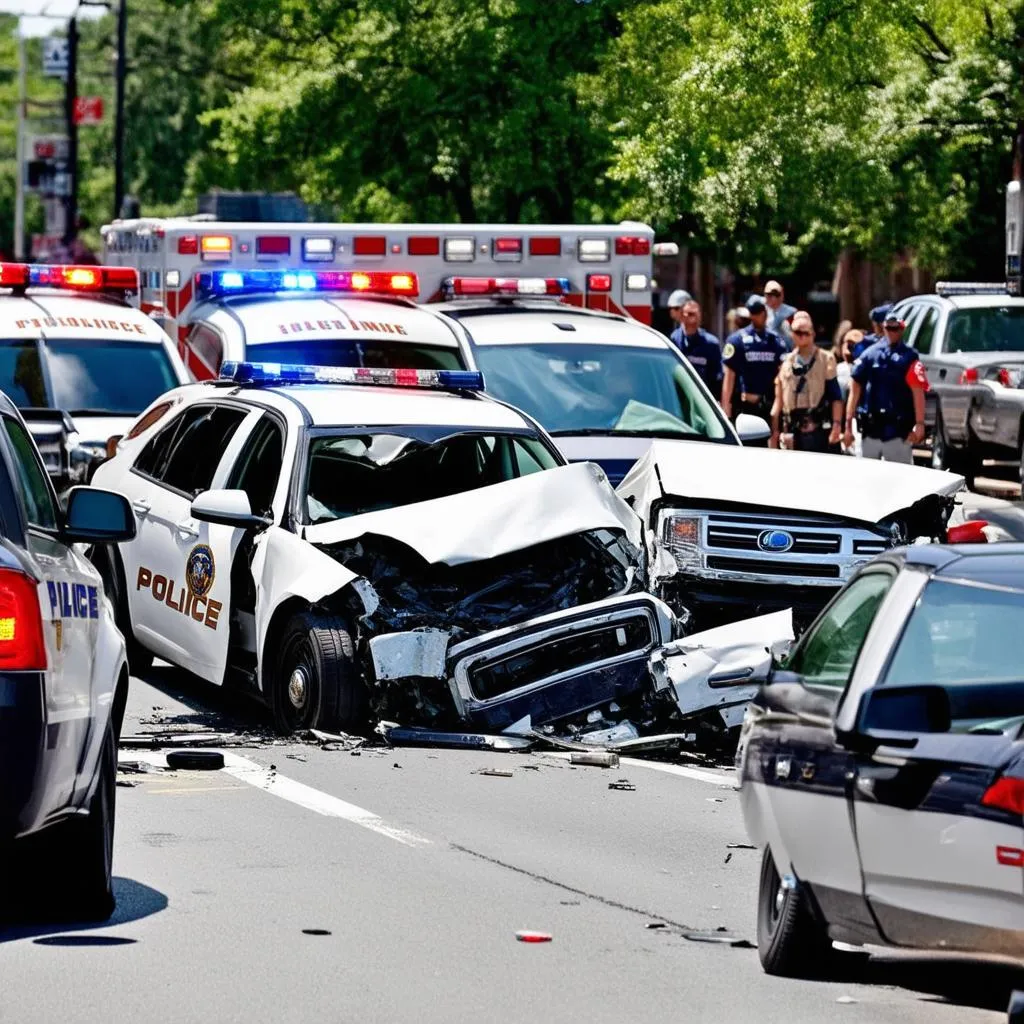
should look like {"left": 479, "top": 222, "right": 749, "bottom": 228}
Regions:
{"left": 615, "top": 236, "right": 651, "bottom": 256}
{"left": 528, "top": 237, "right": 561, "bottom": 257}
{"left": 0, "top": 263, "right": 139, "bottom": 294}
{"left": 587, "top": 274, "right": 612, "bottom": 293}
{"left": 408, "top": 236, "right": 440, "bottom": 256}
{"left": 494, "top": 237, "right": 523, "bottom": 254}
{"left": 444, "top": 276, "right": 570, "bottom": 297}
{"left": 353, "top": 236, "right": 387, "bottom": 256}
{"left": 257, "top": 236, "right": 291, "bottom": 256}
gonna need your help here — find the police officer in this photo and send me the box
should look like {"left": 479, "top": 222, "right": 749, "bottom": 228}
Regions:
{"left": 673, "top": 299, "right": 723, "bottom": 399}
{"left": 770, "top": 311, "right": 843, "bottom": 452}
{"left": 721, "top": 294, "right": 787, "bottom": 423}
{"left": 844, "top": 310, "right": 929, "bottom": 464}
{"left": 852, "top": 304, "right": 891, "bottom": 359}
{"left": 666, "top": 289, "right": 694, "bottom": 338}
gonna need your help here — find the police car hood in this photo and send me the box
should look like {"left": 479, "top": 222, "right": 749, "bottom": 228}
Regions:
{"left": 618, "top": 440, "right": 964, "bottom": 527}
{"left": 304, "top": 461, "right": 642, "bottom": 565}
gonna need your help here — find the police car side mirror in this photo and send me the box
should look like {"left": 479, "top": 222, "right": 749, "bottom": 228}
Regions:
{"left": 191, "top": 489, "right": 272, "bottom": 532}
{"left": 63, "top": 487, "right": 136, "bottom": 543}
{"left": 735, "top": 413, "right": 772, "bottom": 444}
{"left": 838, "top": 684, "right": 951, "bottom": 752}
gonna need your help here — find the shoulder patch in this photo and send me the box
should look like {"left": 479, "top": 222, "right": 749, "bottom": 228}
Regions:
{"left": 723, "top": 342, "right": 735, "bottom": 360}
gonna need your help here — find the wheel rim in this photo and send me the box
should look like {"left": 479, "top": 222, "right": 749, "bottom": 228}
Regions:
{"left": 288, "top": 667, "right": 309, "bottom": 710}
{"left": 279, "top": 634, "right": 319, "bottom": 731}
{"left": 759, "top": 852, "right": 784, "bottom": 939}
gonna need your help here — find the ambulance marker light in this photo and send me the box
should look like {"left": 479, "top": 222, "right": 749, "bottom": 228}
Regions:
{"left": 615, "top": 236, "right": 651, "bottom": 256}
{"left": 444, "top": 277, "right": 570, "bottom": 298}
{"left": 408, "top": 236, "right": 440, "bottom": 256}
{"left": 178, "top": 235, "right": 199, "bottom": 255}
{"left": 219, "top": 361, "right": 484, "bottom": 391}
{"left": 444, "top": 238, "right": 475, "bottom": 262}
{"left": 625, "top": 273, "right": 648, "bottom": 291}
{"left": 494, "top": 237, "right": 523, "bottom": 254}
{"left": 353, "top": 235, "right": 387, "bottom": 257}
{"left": 200, "top": 235, "right": 233, "bottom": 261}
{"left": 196, "top": 269, "right": 419, "bottom": 299}
{"left": 528, "top": 237, "right": 561, "bottom": 257}
{"left": 303, "top": 237, "right": 335, "bottom": 262}
{"left": 587, "top": 274, "right": 612, "bottom": 293}
{"left": 257, "top": 236, "right": 291, "bottom": 256}
{"left": 578, "top": 238, "right": 610, "bottom": 262}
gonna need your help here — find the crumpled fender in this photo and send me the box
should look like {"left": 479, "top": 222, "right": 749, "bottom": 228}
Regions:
{"left": 252, "top": 526, "right": 374, "bottom": 679}
{"left": 649, "top": 608, "right": 794, "bottom": 719}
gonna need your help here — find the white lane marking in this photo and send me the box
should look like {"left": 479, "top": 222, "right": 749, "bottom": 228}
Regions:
{"left": 119, "top": 750, "right": 432, "bottom": 848}
{"left": 542, "top": 751, "right": 736, "bottom": 788}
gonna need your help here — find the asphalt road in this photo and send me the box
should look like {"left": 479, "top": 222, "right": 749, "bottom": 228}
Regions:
{"left": 2, "top": 486, "right": 1023, "bottom": 1024}
{"left": 0, "top": 662, "right": 1020, "bottom": 1024}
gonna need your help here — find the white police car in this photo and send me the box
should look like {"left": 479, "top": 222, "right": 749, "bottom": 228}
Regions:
{"left": 90, "top": 362, "right": 676, "bottom": 735}
{"left": 0, "top": 388, "right": 135, "bottom": 920}
{"left": 0, "top": 262, "right": 189, "bottom": 489}
{"left": 737, "top": 544, "right": 1024, "bottom": 980}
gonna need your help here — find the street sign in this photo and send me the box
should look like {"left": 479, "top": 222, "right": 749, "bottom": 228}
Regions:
{"left": 30, "top": 135, "right": 69, "bottom": 162}
{"left": 42, "top": 37, "right": 68, "bottom": 79}
{"left": 73, "top": 97, "right": 104, "bottom": 126}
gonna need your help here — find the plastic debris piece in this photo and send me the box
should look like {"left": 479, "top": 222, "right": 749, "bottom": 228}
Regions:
{"left": 608, "top": 778, "right": 635, "bottom": 791}
{"left": 165, "top": 750, "right": 225, "bottom": 771}
{"left": 516, "top": 931, "right": 552, "bottom": 943}
{"left": 569, "top": 751, "right": 619, "bottom": 768}
{"left": 474, "top": 768, "right": 513, "bottom": 778}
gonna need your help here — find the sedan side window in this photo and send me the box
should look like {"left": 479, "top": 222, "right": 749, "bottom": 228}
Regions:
{"left": 160, "top": 406, "right": 247, "bottom": 497}
{"left": 786, "top": 571, "right": 893, "bottom": 691}
{"left": 226, "top": 417, "right": 285, "bottom": 516}
{"left": 3, "top": 417, "right": 57, "bottom": 531}
{"left": 912, "top": 308, "right": 937, "bottom": 354}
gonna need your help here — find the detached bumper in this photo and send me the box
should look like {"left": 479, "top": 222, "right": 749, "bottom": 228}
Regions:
{"left": 446, "top": 594, "right": 675, "bottom": 732}
{"left": 0, "top": 672, "right": 48, "bottom": 839}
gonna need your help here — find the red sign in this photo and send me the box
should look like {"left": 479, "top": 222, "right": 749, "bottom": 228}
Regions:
{"left": 73, "top": 96, "right": 104, "bottom": 126}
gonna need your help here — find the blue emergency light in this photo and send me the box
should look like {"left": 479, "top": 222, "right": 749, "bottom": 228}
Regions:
{"left": 219, "top": 361, "right": 485, "bottom": 391}
{"left": 195, "top": 268, "right": 419, "bottom": 301}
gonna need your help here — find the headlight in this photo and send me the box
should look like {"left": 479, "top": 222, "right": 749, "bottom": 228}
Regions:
{"left": 658, "top": 511, "right": 703, "bottom": 572}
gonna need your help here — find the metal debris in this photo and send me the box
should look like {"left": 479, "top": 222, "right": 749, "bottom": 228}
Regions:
{"left": 682, "top": 932, "right": 754, "bottom": 948}
{"left": 726, "top": 843, "right": 757, "bottom": 850}
{"left": 474, "top": 768, "right": 513, "bottom": 778}
{"left": 120, "top": 731, "right": 238, "bottom": 749}
{"left": 515, "top": 931, "right": 553, "bottom": 943}
{"left": 306, "top": 727, "right": 365, "bottom": 750}
{"left": 569, "top": 750, "right": 619, "bottom": 768}
{"left": 608, "top": 778, "right": 635, "bottom": 791}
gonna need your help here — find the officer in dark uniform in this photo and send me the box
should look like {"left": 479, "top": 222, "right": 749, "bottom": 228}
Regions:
{"left": 671, "top": 299, "right": 723, "bottom": 399}
{"left": 721, "top": 294, "right": 787, "bottom": 423}
{"left": 844, "top": 310, "right": 929, "bottom": 464}
{"left": 852, "top": 303, "right": 891, "bottom": 360}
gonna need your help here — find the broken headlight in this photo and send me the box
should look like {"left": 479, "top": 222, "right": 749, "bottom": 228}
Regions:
{"left": 657, "top": 510, "right": 703, "bottom": 573}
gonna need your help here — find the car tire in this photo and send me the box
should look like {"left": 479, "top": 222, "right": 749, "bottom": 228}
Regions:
{"left": 756, "top": 847, "right": 834, "bottom": 978}
{"left": 932, "top": 412, "right": 976, "bottom": 489}
{"left": 273, "top": 613, "right": 364, "bottom": 734}
{"left": 100, "top": 546, "right": 154, "bottom": 676}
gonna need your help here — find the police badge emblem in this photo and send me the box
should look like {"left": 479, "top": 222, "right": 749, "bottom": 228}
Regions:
{"left": 185, "top": 544, "right": 216, "bottom": 598}
{"left": 723, "top": 342, "right": 735, "bottom": 360}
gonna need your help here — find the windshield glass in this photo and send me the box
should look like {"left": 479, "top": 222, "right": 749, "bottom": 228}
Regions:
{"left": 250, "top": 339, "right": 465, "bottom": 370}
{"left": 305, "top": 431, "right": 559, "bottom": 523}
{"left": 885, "top": 578, "right": 1024, "bottom": 690}
{"left": 945, "top": 307, "right": 1024, "bottom": 353}
{"left": 0, "top": 339, "right": 179, "bottom": 414}
{"left": 471, "top": 341, "right": 728, "bottom": 439}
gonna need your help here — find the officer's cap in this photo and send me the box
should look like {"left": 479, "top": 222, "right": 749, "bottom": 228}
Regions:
{"left": 883, "top": 310, "right": 905, "bottom": 328}
{"left": 746, "top": 294, "right": 767, "bottom": 314}
{"left": 870, "top": 303, "right": 892, "bottom": 324}
{"left": 667, "top": 289, "right": 693, "bottom": 308}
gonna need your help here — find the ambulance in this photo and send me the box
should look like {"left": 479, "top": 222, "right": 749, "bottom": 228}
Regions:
{"left": 99, "top": 218, "right": 663, "bottom": 382}
{"left": 0, "top": 262, "right": 189, "bottom": 489}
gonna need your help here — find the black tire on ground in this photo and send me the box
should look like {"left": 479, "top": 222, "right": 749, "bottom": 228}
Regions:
{"left": 273, "top": 612, "right": 364, "bottom": 734}
{"left": 756, "top": 847, "right": 835, "bottom": 978}
{"left": 99, "top": 546, "right": 154, "bottom": 676}
{"left": 166, "top": 749, "right": 225, "bottom": 771}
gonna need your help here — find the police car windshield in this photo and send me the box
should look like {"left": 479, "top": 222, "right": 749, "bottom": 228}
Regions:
{"left": 0, "top": 339, "right": 178, "bottom": 415}
{"left": 471, "top": 342, "right": 728, "bottom": 440}
{"left": 946, "top": 307, "right": 1024, "bottom": 353}
{"left": 250, "top": 339, "right": 465, "bottom": 371}
{"left": 884, "top": 578, "right": 1024, "bottom": 727}
{"left": 305, "top": 430, "right": 558, "bottom": 523}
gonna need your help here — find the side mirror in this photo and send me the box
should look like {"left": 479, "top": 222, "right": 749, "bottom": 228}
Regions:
{"left": 735, "top": 413, "right": 772, "bottom": 444}
{"left": 191, "top": 489, "right": 272, "bottom": 531}
{"left": 63, "top": 487, "right": 136, "bottom": 543}
{"left": 839, "top": 684, "right": 951, "bottom": 751}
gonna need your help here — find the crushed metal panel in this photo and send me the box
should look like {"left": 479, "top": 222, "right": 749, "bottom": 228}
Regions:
{"left": 369, "top": 629, "right": 450, "bottom": 681}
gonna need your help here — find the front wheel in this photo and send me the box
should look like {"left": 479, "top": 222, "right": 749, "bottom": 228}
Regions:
{"left": 273, "top": 612, "right": 364, "bottom": 734}
{"left": 756, "top": 847, "right": 835, "bottom": 978}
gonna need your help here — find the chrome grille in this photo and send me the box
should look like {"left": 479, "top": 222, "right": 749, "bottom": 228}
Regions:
{"left": 706, "top": 523, "right": 841, "bottom": 555}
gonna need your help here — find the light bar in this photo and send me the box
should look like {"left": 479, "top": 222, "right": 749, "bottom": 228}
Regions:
{"left": 0, "top": 263, "right": 139, "bottom": 294}
{"left": 935, "top": 282, "right": 1008, "bottom": 297}
{"left": 195, "top": 269, "right": 419, "bottom": 300}
{"left": 219, "top": 361, "right": 484, "bottom": 391}
{"left": 443, "top": 276, "right": 570, "bottom": 298}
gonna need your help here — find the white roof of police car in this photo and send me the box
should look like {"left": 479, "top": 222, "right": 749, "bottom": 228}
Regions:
{"left": 436, "top": 307, "right": 670, "bottom": 349}
{"left": 0, "top": 292, "right": 170, "bottom": 342}
{"left": 191, "top": 295, "right": 465, "bottom": 348}
{"left": 941, "top": 293, "right": 1024, "bottom": 310}
{"left": 203, "top": 381, "right": 534, "bottom": 431}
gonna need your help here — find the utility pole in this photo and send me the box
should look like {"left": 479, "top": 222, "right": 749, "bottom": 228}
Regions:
{"left": 14, "top": 28, "right": 26, "bottom": 259}
{"left": 113, "top": 0, "right": 127, "bottom": 218}
{"left": 64, "top": 15, "right": 78, "bottom": 245}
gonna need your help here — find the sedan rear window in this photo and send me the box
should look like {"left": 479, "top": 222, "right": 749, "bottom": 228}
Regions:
{"left": 305, "top": 431, "right": 558, "bottom": 523}
{"left": 946, "top": 307, "right": 1024, "bottom": 353}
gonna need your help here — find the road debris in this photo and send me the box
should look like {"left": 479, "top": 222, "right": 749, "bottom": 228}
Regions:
{"left": 166, "top": 750, "right": 225, "bottom": 771}
{"left": 378, "top": 723, "right": 534, "bottom": 751}
{"left": 306, "top": 728, "right": 365, "bottom": 750}
{"left": 726, "top": 843, "right": 757, "bottom": 850}
{"left": 724, "top": 853, "right": 733, "bottom": 865}
{"left": 569, "top": 750, "right": 619, "bottom": 768}
{"left": 645, "top": 922, "right": 667, "bottom": 930}
{"left": 682, "top": 932, "right": 755, "bottom": 948}
{"left": 608, "top": 778, "right": 635, "bottom": 791}
{"left": 515, "top": 931, "right": 553, "bottom": 943}
{"left": 115, "top": 780, "right": 137, "bottom": 788}
{"left": 836, "top": 996, "right": 859, "bottom": 1004}
{"left": 302, "top": 929, "right": 332, "bottom": 936}
{"left": 120, "top": 731, "right": 239, "bottom": 749}
{"left": 474, "top": 768, "right": 513, "bottom": 778}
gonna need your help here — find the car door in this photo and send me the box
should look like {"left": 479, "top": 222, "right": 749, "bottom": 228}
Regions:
{"left": 846, "top": 575, "right": 1024, "bottom": 955}
{"left": 0, "top": 413, "right": 98, "bottom": 808}
{"left": 126, "top": 402, "right": 250, "bottom": 677}
{"left": 742, "top": 567, "right": 896, "bottom": 938}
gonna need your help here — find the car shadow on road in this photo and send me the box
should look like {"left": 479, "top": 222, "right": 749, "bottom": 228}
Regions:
{"left": 837, "top": 948, "right": 1024, "bottom": 1013}
{"left": 0, "top": 877, "right": 168, "bottom": 945}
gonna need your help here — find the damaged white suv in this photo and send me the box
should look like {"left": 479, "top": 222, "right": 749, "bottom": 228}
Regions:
{"left": 89, "top": 362, "right": 679, "bottom": 737}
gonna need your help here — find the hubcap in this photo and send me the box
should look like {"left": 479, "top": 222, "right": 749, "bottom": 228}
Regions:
{"left": 288, "top": 667, "right": 308, "bottom": 709}
{"left": 773, "top": 882, "right": 786, "bottom": 923}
